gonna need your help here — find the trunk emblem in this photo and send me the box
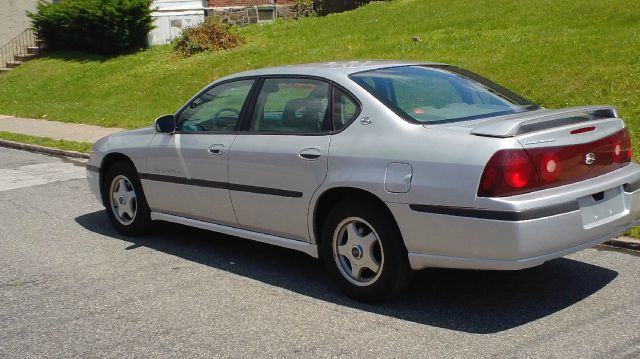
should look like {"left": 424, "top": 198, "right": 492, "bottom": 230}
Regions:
{"left": 585, "top": 152, "right": 596, "bottom": 165}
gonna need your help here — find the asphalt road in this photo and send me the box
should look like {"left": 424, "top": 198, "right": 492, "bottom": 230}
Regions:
{"left": 1, "top": 148, "right": 639, "bottom": 358}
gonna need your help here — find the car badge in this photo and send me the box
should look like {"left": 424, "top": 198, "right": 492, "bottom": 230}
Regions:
{"left": 585, "top": 152, "right": 596, "bottom": 165}
{"left": 360, "top": 117, "right": 373, "bottom": 125}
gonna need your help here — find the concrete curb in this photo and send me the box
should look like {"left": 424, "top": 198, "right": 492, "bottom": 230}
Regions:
{"left": 0, "top": 139, "right": 89, "bottom": 159}
{"left": 600, "top": 237, "right": 640, "bottom": 255}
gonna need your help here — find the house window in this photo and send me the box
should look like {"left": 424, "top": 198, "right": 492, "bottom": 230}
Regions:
{"left": 257, "top": 6, "right": 275, "bottom": 22}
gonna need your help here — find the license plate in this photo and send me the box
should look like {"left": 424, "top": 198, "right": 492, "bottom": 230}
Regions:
{"left": 578, "top": 186, "right": 626, "bottom": 229}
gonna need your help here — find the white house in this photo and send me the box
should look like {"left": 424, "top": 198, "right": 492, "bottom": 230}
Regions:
{"left": 0, "top": 0, "right": 39, "bottom": 46}
{"left": 148, "top": 0, "right": 207, "bottom": 46}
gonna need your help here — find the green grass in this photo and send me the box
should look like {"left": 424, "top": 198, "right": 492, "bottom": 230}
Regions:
{"left": 0, "top": 131, "right": 92, "bottom": 153}
{"left": 0, "top": 0, "right": 638, "bottom": 129}
{"left": 0, "top": 0, "right": 639, "bottom": 236}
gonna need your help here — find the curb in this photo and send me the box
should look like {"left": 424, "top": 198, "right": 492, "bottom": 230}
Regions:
{"left": 0, "top": 139, "right": 89, "bottom": 159}
{"left": 599, "top": 237, "right": 640, "bottom": 255}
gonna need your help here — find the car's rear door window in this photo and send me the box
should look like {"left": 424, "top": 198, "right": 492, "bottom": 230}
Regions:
{"left": 332, "top": 87, "right": 360, "bottom": 131}
{"left": 248, "top": 78, "right": 330, "bottom": 133}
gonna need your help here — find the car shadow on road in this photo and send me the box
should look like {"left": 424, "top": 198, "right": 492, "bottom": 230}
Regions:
{"left": 75, "top": 210, "right": 618, "bottom": 334}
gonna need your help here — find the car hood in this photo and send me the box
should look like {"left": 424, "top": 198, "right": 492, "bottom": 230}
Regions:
{"left": 112, "top": 126, "right": 155, "bottom": 137}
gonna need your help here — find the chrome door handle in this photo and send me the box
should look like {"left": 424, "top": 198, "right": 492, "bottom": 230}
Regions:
{"left": 299, "top": 148, "right": 322, "bottom": 160}
{"left": 208, "top": 144, "right": 225, "bottom": 155}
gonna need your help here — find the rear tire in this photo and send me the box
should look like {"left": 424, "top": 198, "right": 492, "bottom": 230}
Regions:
{"left": 103, "top": 162, "right": 152, "bottom": 236}
{"left": 320, "top": 199, "right": 412, "bottom": 301}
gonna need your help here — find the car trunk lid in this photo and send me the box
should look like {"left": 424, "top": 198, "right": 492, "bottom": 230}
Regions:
{"left": 467, "top": 105, "right": 633, "bottom": 197}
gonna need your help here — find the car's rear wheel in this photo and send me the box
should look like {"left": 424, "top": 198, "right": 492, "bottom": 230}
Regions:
{"left": 320, "top": 199, "right": 412, "bottom": 301}
{"left": 104, "top": 162, "right": 151, "bottom": 235}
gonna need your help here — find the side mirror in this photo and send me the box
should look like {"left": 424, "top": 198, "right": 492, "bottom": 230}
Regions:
{"left": 155, "top": 114, "right": 176, "bottom": 134}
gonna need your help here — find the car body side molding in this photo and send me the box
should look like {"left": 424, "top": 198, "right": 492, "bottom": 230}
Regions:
{"left": 139, "top": 172, "right": 303, "bottom": 198}
{"left": 409, "top": 201, "right": 579, "bottom": 221}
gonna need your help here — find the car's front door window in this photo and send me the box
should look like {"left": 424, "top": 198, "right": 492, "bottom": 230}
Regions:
{"left": 177, "top": 80, "right": 254, "bottom": 133}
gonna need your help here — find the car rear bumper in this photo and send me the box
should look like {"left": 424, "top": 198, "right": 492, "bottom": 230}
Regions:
{"left": 389, "top": 163, "right": 640, "bottom": 270}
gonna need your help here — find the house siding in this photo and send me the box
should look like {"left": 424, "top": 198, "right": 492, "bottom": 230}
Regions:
{"left": 148, "top": 0, "right": 206, "bottom": 45}
{"left": 0, "top": 0, "right": 38, "bottom": 47}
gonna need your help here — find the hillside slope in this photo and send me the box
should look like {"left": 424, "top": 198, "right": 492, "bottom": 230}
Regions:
{"left": 0, "top": 0, "right": 638, "bottom": 131}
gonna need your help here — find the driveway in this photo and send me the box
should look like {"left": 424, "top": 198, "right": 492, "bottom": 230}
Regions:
{"left": 1, "top": 148, "right": 639, "bottom": 358}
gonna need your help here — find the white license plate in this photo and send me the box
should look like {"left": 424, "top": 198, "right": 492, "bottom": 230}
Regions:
{"left": 578, "top": 186, "right": 626, "bottom": 229}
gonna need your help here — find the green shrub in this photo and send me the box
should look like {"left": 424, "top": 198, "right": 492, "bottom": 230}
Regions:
{"left": 28, "top": 0, "right": 154, "bottom": 54}
{"left": 314, "top": 0, "right": 377, "bottom": 16}
{"left": 172, "top": 17, "right": 245, "bottom": 57}
{"left": 292, "top": 0, "right": 317, "bottom": 18}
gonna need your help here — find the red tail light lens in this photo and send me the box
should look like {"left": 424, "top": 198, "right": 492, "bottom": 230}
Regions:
{"left": 503, "top": 151, "right": 534, "bottom": 188}
{"left": 478, "top": 128, "right": 633, "bottom": 197}
{"left": 613, "top": 129, "right": 632, "bottom": 163}
{"left": 478, "top": 149, "right": 537, "bottom": 197}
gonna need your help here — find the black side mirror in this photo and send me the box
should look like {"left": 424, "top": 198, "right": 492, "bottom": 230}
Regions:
{"left": 155, "top": 114, "right": 176, "bottom": 134}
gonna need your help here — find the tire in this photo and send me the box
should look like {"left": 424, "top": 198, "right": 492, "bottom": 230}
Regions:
{"left": 320, "top": 199, "right": 412, "bottom": 301}
{"left": 103, "top": 161, "right": 152, "bottom": 236}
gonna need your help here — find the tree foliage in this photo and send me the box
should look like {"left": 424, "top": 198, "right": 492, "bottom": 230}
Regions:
{"left": 29, "top": 0, "right": 154, "bottom": 54}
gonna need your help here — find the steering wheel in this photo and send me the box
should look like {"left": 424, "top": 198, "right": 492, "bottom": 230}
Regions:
{"left": 180, "top": 122, "right": 206, "bottom": 132}
{"left": 213, "top": 107, "right": 241, "bottom": 120}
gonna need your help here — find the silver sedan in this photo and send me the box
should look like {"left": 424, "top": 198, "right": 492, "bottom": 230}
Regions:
{"left": 87, "top": 61, "right": 640, "bottom": 301}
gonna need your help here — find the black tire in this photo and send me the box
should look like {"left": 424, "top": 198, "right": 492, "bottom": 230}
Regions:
{"left": 320, "top": 199, "right": 412, "bottom": 301}
{"left": 103, "top": 161, "right": 152, "bottom": 236}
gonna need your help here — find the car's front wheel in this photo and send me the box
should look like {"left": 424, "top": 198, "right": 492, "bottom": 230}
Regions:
{"left": 320, "top": 200, "right": 412, "bottom": 301}
{"left": 104, "top": 161, "right": 152, "bottom": 236}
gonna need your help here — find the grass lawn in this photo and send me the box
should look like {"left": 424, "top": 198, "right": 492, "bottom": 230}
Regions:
{"left": 0, "top": 131, "right": 92, "bottom": 153}
{"left": 0, "top": 0, "right": 638, "bottom": 129}
{"left": 0, "top": 1, "right": 638, "bottom": 233}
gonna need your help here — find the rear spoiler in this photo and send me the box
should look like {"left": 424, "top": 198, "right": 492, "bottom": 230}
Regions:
{"left": 470, "top": 105, "right": 618, "bottom": 138}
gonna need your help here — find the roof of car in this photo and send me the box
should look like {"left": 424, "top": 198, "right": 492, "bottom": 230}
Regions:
{"left": 220, "top": 60, "right": 446, "bottom": 81}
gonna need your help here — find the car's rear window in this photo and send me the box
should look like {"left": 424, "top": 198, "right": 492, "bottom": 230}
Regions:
{"left": 350, "top": 65, "right": 538, "bottom": 124}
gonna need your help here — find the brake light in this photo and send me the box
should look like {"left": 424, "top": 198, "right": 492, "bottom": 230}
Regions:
{"left": 478, "top": 128, "right": 633, "bottom": 197}
{"left": 503, "top": 151, "right": 534, "bottom": 188}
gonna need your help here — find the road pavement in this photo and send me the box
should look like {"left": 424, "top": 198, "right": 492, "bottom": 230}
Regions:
{"left": 1, "top": 148, "right": 639, "bottom": 358}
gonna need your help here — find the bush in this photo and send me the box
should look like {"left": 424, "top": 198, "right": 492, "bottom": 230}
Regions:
{"left": 291, "top": 0, "right": 317, "bottom": 18}
{"left": 314, "top": 0, "right": 376, "bottom": 16}
{"left": 172, "top": 17, "right": 245, "bottom": 57}
{"left": 28, "top": 0, "right": 154, "bottom": 55}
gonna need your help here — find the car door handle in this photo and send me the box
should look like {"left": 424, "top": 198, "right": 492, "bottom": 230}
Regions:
{"left": 208, "top": 144, "right": 225, "bottom": 155}
{"left": 299, "top": 148, "right": 322, "bottom": 160}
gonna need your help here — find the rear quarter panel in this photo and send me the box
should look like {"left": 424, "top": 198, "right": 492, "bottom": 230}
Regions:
{"left": 310, "top": 86, "right": 518, "bottom": 242}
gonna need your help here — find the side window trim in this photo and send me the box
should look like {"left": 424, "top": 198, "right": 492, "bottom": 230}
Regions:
{"left": 238, "top": 77, "right": 265, "bottom": 132}
{"left": 173, "top": 77, "right": 259, "bottom": 134}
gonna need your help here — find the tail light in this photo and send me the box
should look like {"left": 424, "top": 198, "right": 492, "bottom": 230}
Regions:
{"left": 478, "top": 128, "right": 633, "bottom": 197}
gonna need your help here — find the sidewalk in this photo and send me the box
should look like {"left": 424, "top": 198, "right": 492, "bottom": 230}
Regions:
{"left": 0, "top": 115, "right": 124, "bottom": 143}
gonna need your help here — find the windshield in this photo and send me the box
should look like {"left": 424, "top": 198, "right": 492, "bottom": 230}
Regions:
{"left": 350, "top": 65, "right": 538, "bottom": 124}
